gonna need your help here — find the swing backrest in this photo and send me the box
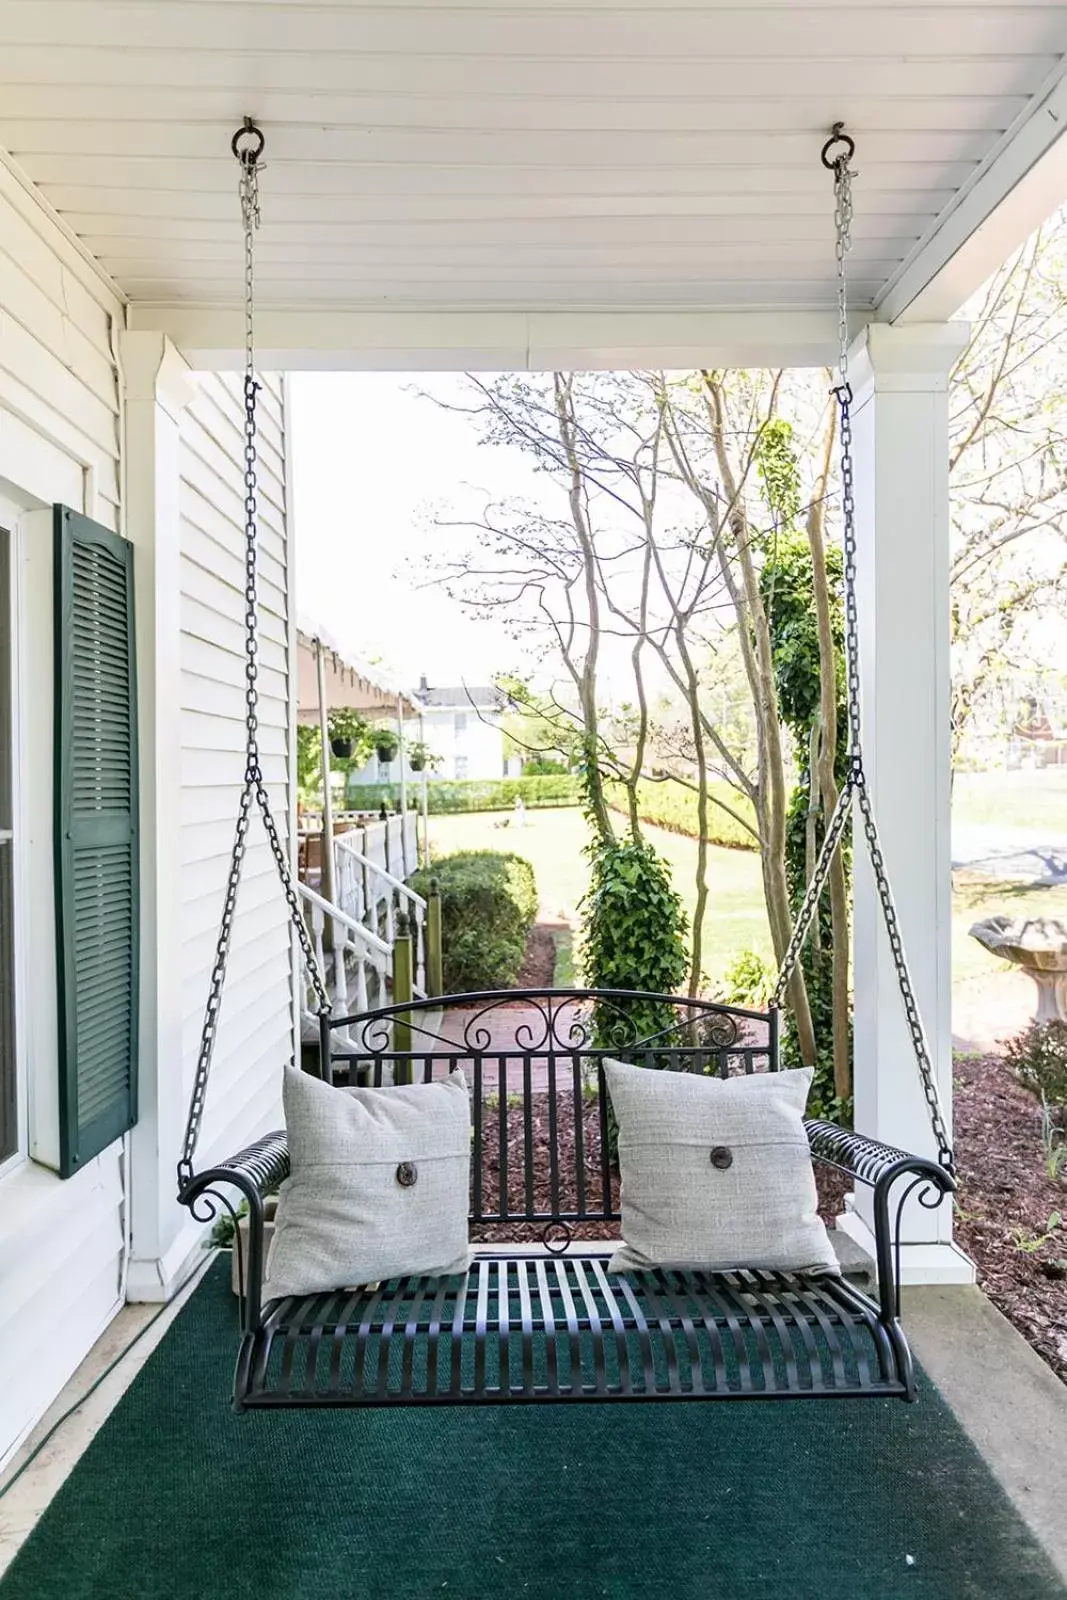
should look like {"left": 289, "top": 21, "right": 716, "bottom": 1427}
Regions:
{"left": 319, "top": 989, "right": 777, "bottom": 1235}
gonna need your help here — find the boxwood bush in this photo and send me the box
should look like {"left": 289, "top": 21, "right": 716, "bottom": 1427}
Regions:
{"left": 604, "top": 777, "right": 757, "bottom": 851}
{"left": 345, "top": 775, "right": 581, "bottom": 814}
{"left": 411, "top": 850, "right": 538, "bottom": 994}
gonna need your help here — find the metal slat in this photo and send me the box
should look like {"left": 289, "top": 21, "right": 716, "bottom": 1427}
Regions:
{"left": 242, "top": 1259, "right": 910, "bottom": 1408}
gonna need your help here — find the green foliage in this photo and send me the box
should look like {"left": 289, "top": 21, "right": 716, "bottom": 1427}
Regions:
{"left": 407, "top": 740, "right": 442, "bottom": 772}
{"left": 718, "top": 948, "right": 775, "bottom": 1009}
{"left": 1005, "top": 1020, "right": 1067, "bottom": 1117}
{"left": 604, "top": 776, "right": 758, "bottom": 851}
{"left": 373, "top": 725, "right": 400, "bottom": 761}
{"left": 327, "top": 707, "right": 374, "bottom": 751}
{"left": 297, "top": 724, "right": 322, "bottom": 802}
{"left": 410, "top": 850, "right": 537, "bottom": 994}
{"left": 758, "top": 450, "right": 850, "bottom": 1120}
{"left": 755, "top": 419, "right": 803, "bottom": 533}
{"left": 523, "top": 755, "right": 569, "bottom": 775}
{"left": 345, "top": 775, "right": 582, "bottom": 813}
{"left": 580, "top": 834, "right": 688, "bottom": 1046}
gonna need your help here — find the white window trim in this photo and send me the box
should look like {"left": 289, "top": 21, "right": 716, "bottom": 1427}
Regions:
{"left": 0, "top": 503, "right": 29, "bottom": 1181}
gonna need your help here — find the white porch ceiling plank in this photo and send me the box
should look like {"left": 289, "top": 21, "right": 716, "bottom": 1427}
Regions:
{"left": 0, "top": 87, "right": 1034, "bottom": 138}
{"left": 71, "top": 215, "right": 933, "bottom": 245}
{"left": 40, "top": 190, "right": 961, "bottom": 225}
{"left": 881, "top": 63, "right": 1067, "bottom": 321}
{"left": 0, "top": 123, "right": 998, "bottom": 168}
{"left": 0, "top": 3, "right": 1060, "bottom": 57}
{"left": 3, "top": 45, "right": 1055, "bottom": 101}
{"left": 18, "top": 156, "right": 980, "bottom": 199}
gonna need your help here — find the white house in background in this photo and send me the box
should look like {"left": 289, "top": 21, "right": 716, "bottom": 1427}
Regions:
{"left": 347, "top": 678, "right": 521, "bottom": 785}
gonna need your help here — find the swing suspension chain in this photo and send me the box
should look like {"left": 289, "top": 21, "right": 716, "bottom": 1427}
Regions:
{"left": 178, "top": 120, "right": 331, "bottom": 1191}
{"left": 771, "top": 125, "right": 954, "bottom": 1176}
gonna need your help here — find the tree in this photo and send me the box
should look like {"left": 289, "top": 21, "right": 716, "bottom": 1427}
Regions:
{"left": 950, "top": 213, "right": 1067, "bottom": 763}
{"left": 425, "top": 368, "right": 845, "bottom": 1061}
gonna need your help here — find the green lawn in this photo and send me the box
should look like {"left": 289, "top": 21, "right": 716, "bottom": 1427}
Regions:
{"left": 952, "top": 767, "right": 1067, "bottom": 833}
{"left": 428, "top": 807, "right": 770, "bottom": 987}
{"left": 430, "top": 800, "right": 1066, "bottom": 993}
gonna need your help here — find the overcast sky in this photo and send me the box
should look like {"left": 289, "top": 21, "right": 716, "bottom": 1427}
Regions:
{"left": 289, "top": 372, "right": 532, "bottom": 690}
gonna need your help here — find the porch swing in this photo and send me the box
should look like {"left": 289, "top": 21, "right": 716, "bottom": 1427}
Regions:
{"left": 177, "top": 120, "right": 955, "bottom": 1410}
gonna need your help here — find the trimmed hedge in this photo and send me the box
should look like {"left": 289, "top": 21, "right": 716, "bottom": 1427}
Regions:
{"left": 410, "top": 850, "right": 538, "bottom": 994}
{"left": 345, "top": 775, "right": 581, "bottom": 814}
{"left": 605, "top": 777, "right": 758, "bottom": 851}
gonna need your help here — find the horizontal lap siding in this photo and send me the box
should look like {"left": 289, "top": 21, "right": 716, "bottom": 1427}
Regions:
{"left": 0, "top": 168, "right": 125, "bottom": 1469}
{"left": 179, "top": 372, "right": 292, "bottom": 1167}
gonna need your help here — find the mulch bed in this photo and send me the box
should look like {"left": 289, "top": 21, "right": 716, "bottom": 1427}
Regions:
{"left": 952, "top": 1051, "right": 1067, "bottom": 1384}
{"left": 467, "top": 1050, "right": 1067, "bottom": 1386}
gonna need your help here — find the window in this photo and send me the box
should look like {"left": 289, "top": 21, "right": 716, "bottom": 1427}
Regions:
{"left": 454, "top": 712, "right": 467, "bottom": 736}
{"left": 454, "top": 756, "right": 469, "bottom": 780}
{"left": 0, "top": 528, "right": 14, "bottom": 1162}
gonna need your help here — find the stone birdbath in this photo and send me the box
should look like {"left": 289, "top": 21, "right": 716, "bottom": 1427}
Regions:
{"left": 969, "top": 916, "right": 1067, "bottom": 1024}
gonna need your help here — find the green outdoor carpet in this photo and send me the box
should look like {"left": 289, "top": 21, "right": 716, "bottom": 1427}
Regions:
{"left": 2, "top": 1259, "right": 1062, "bottom": 1600}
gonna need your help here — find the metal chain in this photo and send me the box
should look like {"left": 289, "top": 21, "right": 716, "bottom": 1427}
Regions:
{"left": 771, "top": 126, "right": 954, "bottom": 1175}
{"left": 179, "top": 120, "right": 331, "bottom": 1191}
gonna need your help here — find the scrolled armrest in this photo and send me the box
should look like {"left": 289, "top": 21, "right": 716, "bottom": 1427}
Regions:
{"left": 177, "top": 1132, "right": 289, "bottom": 1331}
{"left": 805, "top": 1119, "right": 955, "bottom": 1196}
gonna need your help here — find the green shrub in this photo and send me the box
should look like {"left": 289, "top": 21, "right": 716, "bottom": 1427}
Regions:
{"left": 580, "top": 835, "right": 688, "bottom": 1047}
{"left": 603, "top": 777, "right": 757, "bottom": 851}
{"left": 718, "top": 948, "right": 775, "bottom": 1009}
{"left": 1005, "top": 1020, "right": 1067, "bottom": 1117}
{"left": 345, "top": 775, "right": 581, "bottom": 813}
{"left": 410, "top": 850, "right": 538, "bottom": 994}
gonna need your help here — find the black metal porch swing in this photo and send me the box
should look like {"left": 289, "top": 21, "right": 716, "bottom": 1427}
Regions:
{"left": 177, "top": 119, "right": 956, "bottom": 1410}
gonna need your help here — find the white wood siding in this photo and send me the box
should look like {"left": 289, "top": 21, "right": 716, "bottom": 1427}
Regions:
{"left": 179, "top": 373, "right": 293, "bottom": 1167}
{"left": 0, "top": 165, "right": 126, "bottom": 1470}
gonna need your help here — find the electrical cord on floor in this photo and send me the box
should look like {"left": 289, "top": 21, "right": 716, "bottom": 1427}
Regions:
{"left": 0, "top": 1248, "right": 219, "bottom": 1504}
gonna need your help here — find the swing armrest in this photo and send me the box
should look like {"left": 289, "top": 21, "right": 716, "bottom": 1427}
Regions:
{"left": 210, "top": 1130, "right": 290, "bottom": 1196}
{"left": 805, "top": 1119, "right": 954, "bottom": 1195}
{"left": 806, "top": 1119, "right": 955, "bottom": 1324}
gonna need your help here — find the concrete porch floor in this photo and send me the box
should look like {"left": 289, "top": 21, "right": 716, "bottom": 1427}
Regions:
{"left": 0, "top": 1264, "right": 1064, "bottom": 1589}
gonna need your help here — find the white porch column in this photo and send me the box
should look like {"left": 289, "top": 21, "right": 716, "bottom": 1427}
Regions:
{"left": 120, "top": 331, "right": 200, "bottom": 1301}
{"left": 837, "top": 321, "right": 975, "bottom": 1286}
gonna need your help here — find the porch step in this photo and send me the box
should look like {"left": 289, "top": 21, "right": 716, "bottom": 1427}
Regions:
{"left": 830, "top": 1227, "right": 876, "bottom": 1291}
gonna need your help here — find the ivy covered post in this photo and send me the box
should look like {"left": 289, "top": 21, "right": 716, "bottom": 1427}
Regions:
{"left": 757, "top": 417, "right": 851, "bottom": 1118}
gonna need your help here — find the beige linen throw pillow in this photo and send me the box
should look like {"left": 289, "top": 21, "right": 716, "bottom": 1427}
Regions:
{"left": 603, "top": 1058, "right": 838, "bottom": 1277}
{"left": 263, "top": 1066, "right": 472, "bottom": 1301}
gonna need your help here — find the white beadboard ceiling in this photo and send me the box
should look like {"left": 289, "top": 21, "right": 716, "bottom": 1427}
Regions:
{"left": 0, "top": 1, "right": 1066, "bottom": 318}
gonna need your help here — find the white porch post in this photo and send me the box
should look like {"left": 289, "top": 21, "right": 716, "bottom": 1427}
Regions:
{"left": 837, "top": 321, "right": 974, "bottom": 1285}
{"left": 120, "top": 331, "right": 200, "bottom": 1300}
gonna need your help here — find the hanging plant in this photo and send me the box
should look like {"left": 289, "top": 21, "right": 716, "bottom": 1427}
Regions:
{"left": 374, "top": 726, "right": 400, "bottom": 763}
{"left": 407, "top": 740, "right": 441, "bottom": 773}
{"left": 327, "top": 707, "right": 372, "bottom": 764}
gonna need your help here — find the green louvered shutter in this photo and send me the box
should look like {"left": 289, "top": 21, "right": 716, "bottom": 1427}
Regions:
{"left": 54, "top": 506, "right": 139, "bottom": 1176}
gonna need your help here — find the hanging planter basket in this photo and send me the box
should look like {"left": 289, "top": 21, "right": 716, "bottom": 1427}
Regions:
{"left": 375, "top": 735, "right": 399, "bottom": 763}
{"left": 409, "top": 754, "right": 426, "bottom": 772}
{"left": 330, "top": 738, "right": 354, "bottom": 760}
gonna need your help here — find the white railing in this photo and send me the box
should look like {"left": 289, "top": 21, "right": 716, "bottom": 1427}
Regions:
{"left": 334, "top": 832, "right": 428, "bottom": 994}
{"left": 298, "top": 882, "right": 391, "bottom": 1027}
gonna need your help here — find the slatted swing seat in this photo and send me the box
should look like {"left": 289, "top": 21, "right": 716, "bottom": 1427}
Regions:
{"left": 185, "top": 989, "right": 952, "bottom": 1409}
{"left": 178, "top": 121, "right": 957, "bottom": 1413}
